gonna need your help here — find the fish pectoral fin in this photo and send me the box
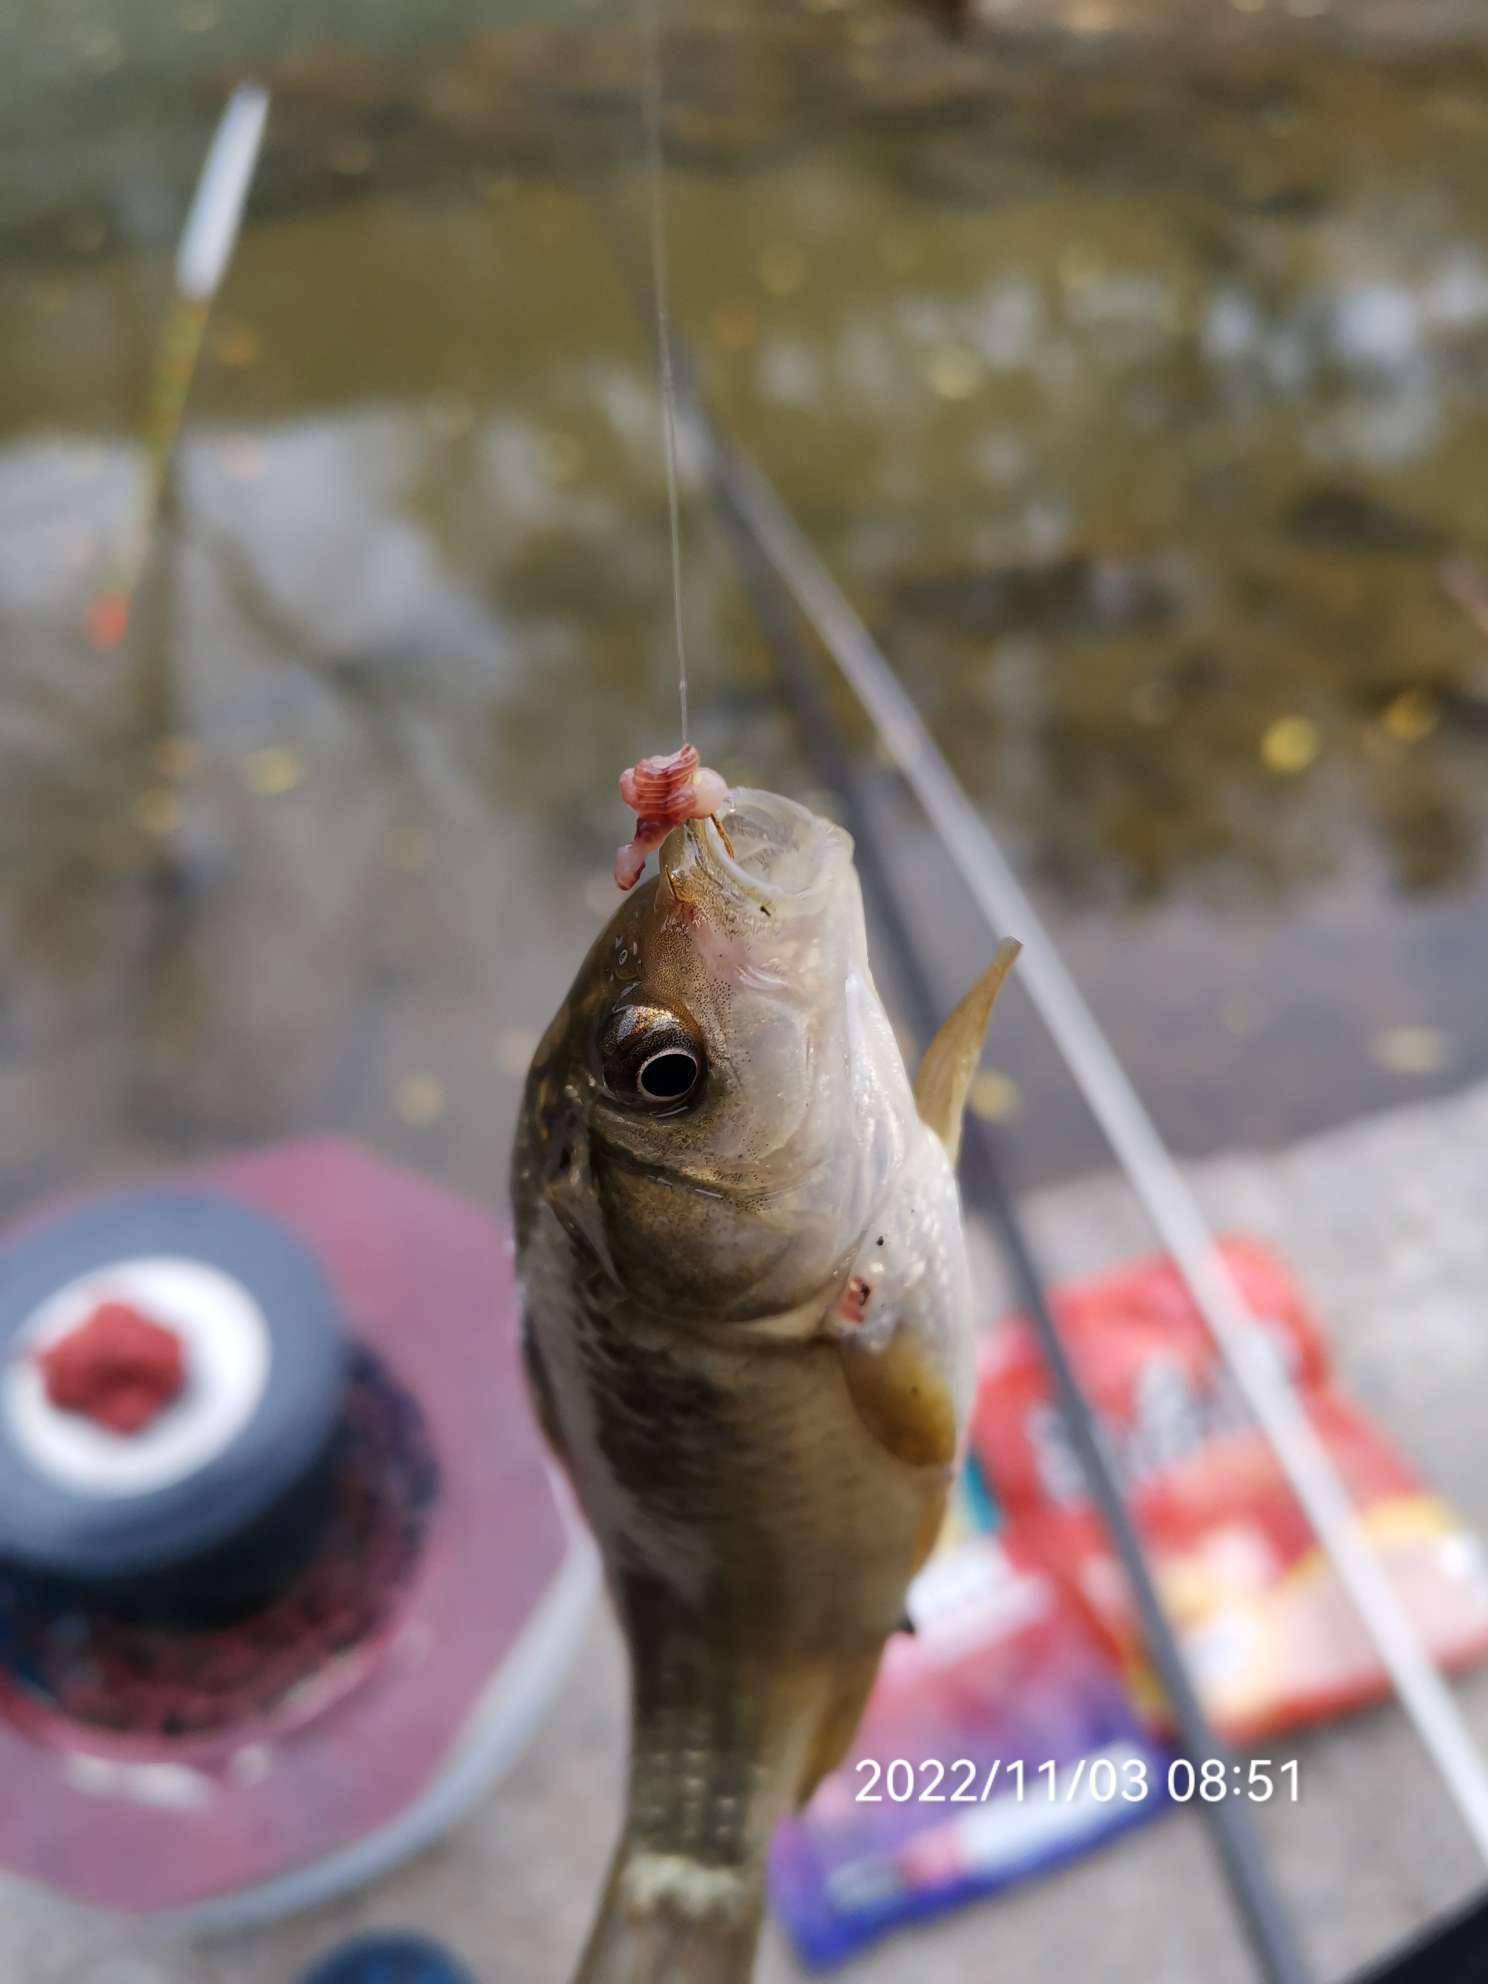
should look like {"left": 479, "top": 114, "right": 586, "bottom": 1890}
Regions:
{"left": 913, "top": 937, "right": 1021, "bottom": 1164}
{"left": 837, "top": 1326, "right": 960, "bottom": 1470}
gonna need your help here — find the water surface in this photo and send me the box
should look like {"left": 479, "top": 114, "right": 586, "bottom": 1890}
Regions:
{"left": 4, "top": 0, "right": 1488, "bottom": 1205}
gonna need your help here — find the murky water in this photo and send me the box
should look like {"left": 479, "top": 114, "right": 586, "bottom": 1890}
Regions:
{"left": 4, "top": 0, "right": 1488, "bottom": 1208}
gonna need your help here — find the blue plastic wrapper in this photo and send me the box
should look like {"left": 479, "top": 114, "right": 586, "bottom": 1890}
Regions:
{"left": 769, "top": 1535, "right": 1173, "bottom": 1969}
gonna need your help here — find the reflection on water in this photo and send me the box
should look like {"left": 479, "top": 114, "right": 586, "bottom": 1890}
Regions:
{"left": 3, "top": 0, "right": 1488, "bottom": 1200}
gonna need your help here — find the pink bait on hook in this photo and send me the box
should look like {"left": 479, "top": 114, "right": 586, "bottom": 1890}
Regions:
{"left": 613, "top": 743, "right": 730, "bottom": 890}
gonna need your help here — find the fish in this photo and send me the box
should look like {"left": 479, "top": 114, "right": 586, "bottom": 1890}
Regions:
{"left": 511, "top": 787, "right": 1018, "bottom": 1983}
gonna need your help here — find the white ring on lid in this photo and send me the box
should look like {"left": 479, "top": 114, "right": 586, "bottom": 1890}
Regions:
{"left": 0, "top": 1256, "right": 271, "bottom": 1500}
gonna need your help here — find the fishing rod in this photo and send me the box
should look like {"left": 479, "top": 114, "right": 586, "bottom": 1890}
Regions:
{"left": 674, "top": 383, "right": 1488, "bottom": 1873}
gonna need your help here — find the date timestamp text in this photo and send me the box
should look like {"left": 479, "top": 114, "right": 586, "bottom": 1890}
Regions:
{"left": 854, "top": 1756, "right": 1300, "bottom": 1806}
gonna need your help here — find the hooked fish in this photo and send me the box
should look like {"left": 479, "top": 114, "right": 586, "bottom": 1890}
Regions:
{"left": 512, "top": 786, "right": 1018, "bottom": 1983}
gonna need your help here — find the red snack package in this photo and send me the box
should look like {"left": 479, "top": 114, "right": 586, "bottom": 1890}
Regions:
{"left": 973, "top": 1239, "right": 1488, "bottom": 1743}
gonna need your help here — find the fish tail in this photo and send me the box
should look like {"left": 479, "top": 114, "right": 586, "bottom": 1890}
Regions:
{"left": 570, "top": 1652, "right": 820, "bottom": 1984}
{"left": 571, "top": 1659, "right": 883, "bottom": 1982}
{"left": 572, "top": 1841, "right": 765, "bottom": 1984}
{"left": 573, "top": 1587, "right": 885, "bottom": 1983}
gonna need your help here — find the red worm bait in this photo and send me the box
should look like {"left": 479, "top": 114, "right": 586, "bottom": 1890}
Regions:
{"left": 614, "top": 743, "right": 730, "bottom": 890}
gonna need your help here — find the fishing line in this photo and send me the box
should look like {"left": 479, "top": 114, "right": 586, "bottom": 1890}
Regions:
{"left": 641, "top": 0, "right": 690, "bottom": 741}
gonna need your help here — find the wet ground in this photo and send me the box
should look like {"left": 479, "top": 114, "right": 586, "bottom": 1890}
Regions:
{"left": 10, "top": 1075, "right": 1488, "bottom": 1982}
{"left": 7, "top": 2, "right": 1488, "bottom": 1210}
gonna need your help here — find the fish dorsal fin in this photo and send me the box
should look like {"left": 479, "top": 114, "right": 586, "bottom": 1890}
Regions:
{"left": 913, "top": 939, "right": 1021, "bottom": 1164}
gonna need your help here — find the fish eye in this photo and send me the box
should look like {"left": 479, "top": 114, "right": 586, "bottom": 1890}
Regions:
{"left": 637, "top": 1047, "right": 700, "bottom": 1103}
{"left": 596, "top": 1004, "right": 705, "bottom": 1113}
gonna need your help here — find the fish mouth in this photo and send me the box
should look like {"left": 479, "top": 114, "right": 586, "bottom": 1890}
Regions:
{"left": 678, "top": 788, "right": 850, "bottom": 912}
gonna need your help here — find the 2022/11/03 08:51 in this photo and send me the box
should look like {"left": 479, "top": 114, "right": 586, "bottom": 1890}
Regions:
{"left": 853, "top": 1757, "right": 1302, "bottom": 1804}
